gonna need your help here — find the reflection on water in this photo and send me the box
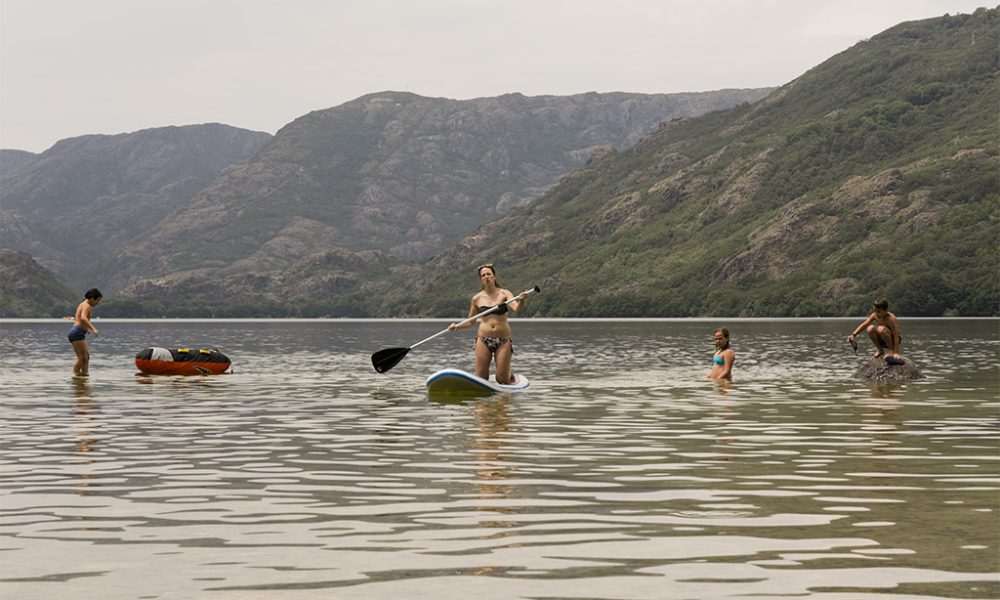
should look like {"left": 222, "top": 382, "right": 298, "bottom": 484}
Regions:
{"left": 72, "top": 380, "right": 98, "bottom": 496}
{"left": 0, "top": 318, "right": 997, "bottom": 599}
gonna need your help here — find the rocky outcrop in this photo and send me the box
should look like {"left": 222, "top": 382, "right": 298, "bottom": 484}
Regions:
{"left": 0, "top": 249, "right": 76, "bottom": 317}
{"left": 710, "top": 149, "right": 984, "bottom": 287}
{"left": 118, "top": 246, "right": 393, "bottom": 305}
{"left": 0, "top": 210, "right": 67, "bottom": 271}
{"left": 853, "top": 356, "right": 924, "bottom": 382}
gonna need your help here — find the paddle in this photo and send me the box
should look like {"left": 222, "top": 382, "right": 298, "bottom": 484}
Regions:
{"left": 371, "top": 285, "right": 540, "bottom": 373}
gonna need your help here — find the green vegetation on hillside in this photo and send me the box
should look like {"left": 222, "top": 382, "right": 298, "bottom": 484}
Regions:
{"left": 0, "top": 250, "right": 76, "bottom": 317}
{"left": 367, "top": 8, "right": 999, "bottom": 318}
{"left": 102, "top": 89, "right": 770, "bottom": 291}
{"left": 3, "top": 11, "right": 995, "bottom": 319}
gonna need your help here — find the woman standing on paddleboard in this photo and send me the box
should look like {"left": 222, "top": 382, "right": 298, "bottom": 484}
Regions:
{"left": 448, "top": 264, "right": 532, "bottom": 385}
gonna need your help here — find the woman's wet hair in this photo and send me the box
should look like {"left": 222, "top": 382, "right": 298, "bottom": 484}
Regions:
{"left": 84, "top": 288, "right": 103, "bottom": 300}
{"left": 873, "top": 297, "right": 889, "bottom": 310}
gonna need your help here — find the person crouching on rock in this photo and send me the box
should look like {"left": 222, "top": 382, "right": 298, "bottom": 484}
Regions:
{"left": 848, "top": 297, "right": 901, "bottom": 360}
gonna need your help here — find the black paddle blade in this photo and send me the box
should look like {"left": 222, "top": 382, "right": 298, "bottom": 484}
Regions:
{"left": 849, "top": 338, "right": 858, "bottom": 354}
{"left": 371, "top": 347, "right": 410, "bottom": 373}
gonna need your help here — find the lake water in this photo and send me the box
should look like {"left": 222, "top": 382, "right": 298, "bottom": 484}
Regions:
{"left": 1, "top": 318, "right": 997, "bottom": 599}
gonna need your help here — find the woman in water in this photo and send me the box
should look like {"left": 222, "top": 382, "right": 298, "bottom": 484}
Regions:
{"left": 448, "top": 264, "right": 532, "bottom": 384}
{"left": 707, "top": 327, "right": 734, "bottom": 380}
{"left": 68, "top": 288, "right": 102, "bottom": 375}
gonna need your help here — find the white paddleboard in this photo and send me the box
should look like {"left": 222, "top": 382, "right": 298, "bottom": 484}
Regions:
{"left": 425, "top": 368, "right": 530, "bottom": 395}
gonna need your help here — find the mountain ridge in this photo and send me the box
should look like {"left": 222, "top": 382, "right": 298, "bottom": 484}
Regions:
{"left": 3, "top": 9, "right": 995, "bottom": 318}
{"left": 361, "top": 8, "right": 998, "bottom": 318}
{"left": 109, "top": 88, "right": 773, "bottom": 283}
{"left": 0, "top": 88, "right": 773, "bottom": 306}
{"left": 0, "top": 123, "right": 273, "bottom": 287}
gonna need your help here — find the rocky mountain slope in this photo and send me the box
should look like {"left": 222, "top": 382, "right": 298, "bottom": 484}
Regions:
{"left": 6, "top": 10, "right": 995, "bottom": 318}
{"left": 0, "top": 149, "right": 37, "bottom": 172}
{"left": 109, "top": 89, "right": 772, "bottom": 299}
{"left": 0, "top": 124, "right": 273, "bottom": 290}
{"left": 366, "top": 8, "right": 998, "bottom": 318}
{"left": 0, "top": 249, "right": 76, "bottom": 317}
{"left": 1, "top": 90, "right": 770, "bottom": 313}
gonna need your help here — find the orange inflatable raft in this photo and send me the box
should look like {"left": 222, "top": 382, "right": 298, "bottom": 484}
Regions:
{"left": 135, "top": 347, "right": 231, "bottom": 375}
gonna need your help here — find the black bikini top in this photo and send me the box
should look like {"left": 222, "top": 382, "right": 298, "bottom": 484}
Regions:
{"left": 476, "top": 301, "right": 509, "bottom": 315}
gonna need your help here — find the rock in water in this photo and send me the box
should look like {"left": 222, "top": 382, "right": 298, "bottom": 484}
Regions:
{"left": 853, "top": 356, "right": 923, "bottom": 382}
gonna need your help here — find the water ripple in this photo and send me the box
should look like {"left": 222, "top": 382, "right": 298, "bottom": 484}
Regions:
{"left": 1, "top": 319, "right": 997, "bottom": 599}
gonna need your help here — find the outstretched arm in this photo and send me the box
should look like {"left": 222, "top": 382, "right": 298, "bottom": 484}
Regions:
{"left": 848, "top": 314, "right": 874, "bottom": 341}
{"left": 449, "top": 297, "right": 479, "bottom": 331}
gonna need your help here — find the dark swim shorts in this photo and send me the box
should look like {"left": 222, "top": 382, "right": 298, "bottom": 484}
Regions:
{"left": 68, "top": 326, "right": 87, "bottom": 343}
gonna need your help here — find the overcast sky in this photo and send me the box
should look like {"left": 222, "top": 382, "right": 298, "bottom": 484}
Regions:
{"left": 0, "top": 0, "right": 989, "bottom": 152}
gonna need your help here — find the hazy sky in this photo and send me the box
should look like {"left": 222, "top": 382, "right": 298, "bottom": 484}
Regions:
{"left": 0, "top": 0, "right": 989, "bottom": 152}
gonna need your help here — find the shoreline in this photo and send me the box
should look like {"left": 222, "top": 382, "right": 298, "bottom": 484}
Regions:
{"left": 4, "top": 316, "right": 998, "bottom": 324}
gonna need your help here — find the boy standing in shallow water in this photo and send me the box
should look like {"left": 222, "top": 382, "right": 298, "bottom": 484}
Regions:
{"left": 848, "top": 297, "right": 901, "bottom": 360}
{"left": 68, "top": 288, "right": 102, "bottom": 375}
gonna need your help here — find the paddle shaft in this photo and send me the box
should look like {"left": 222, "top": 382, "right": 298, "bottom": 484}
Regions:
{"left": 409, "top": 285, "right": 540, "bottom": 351}
{"left": 370, "top": 285, "right": 540, "bottom": 373}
